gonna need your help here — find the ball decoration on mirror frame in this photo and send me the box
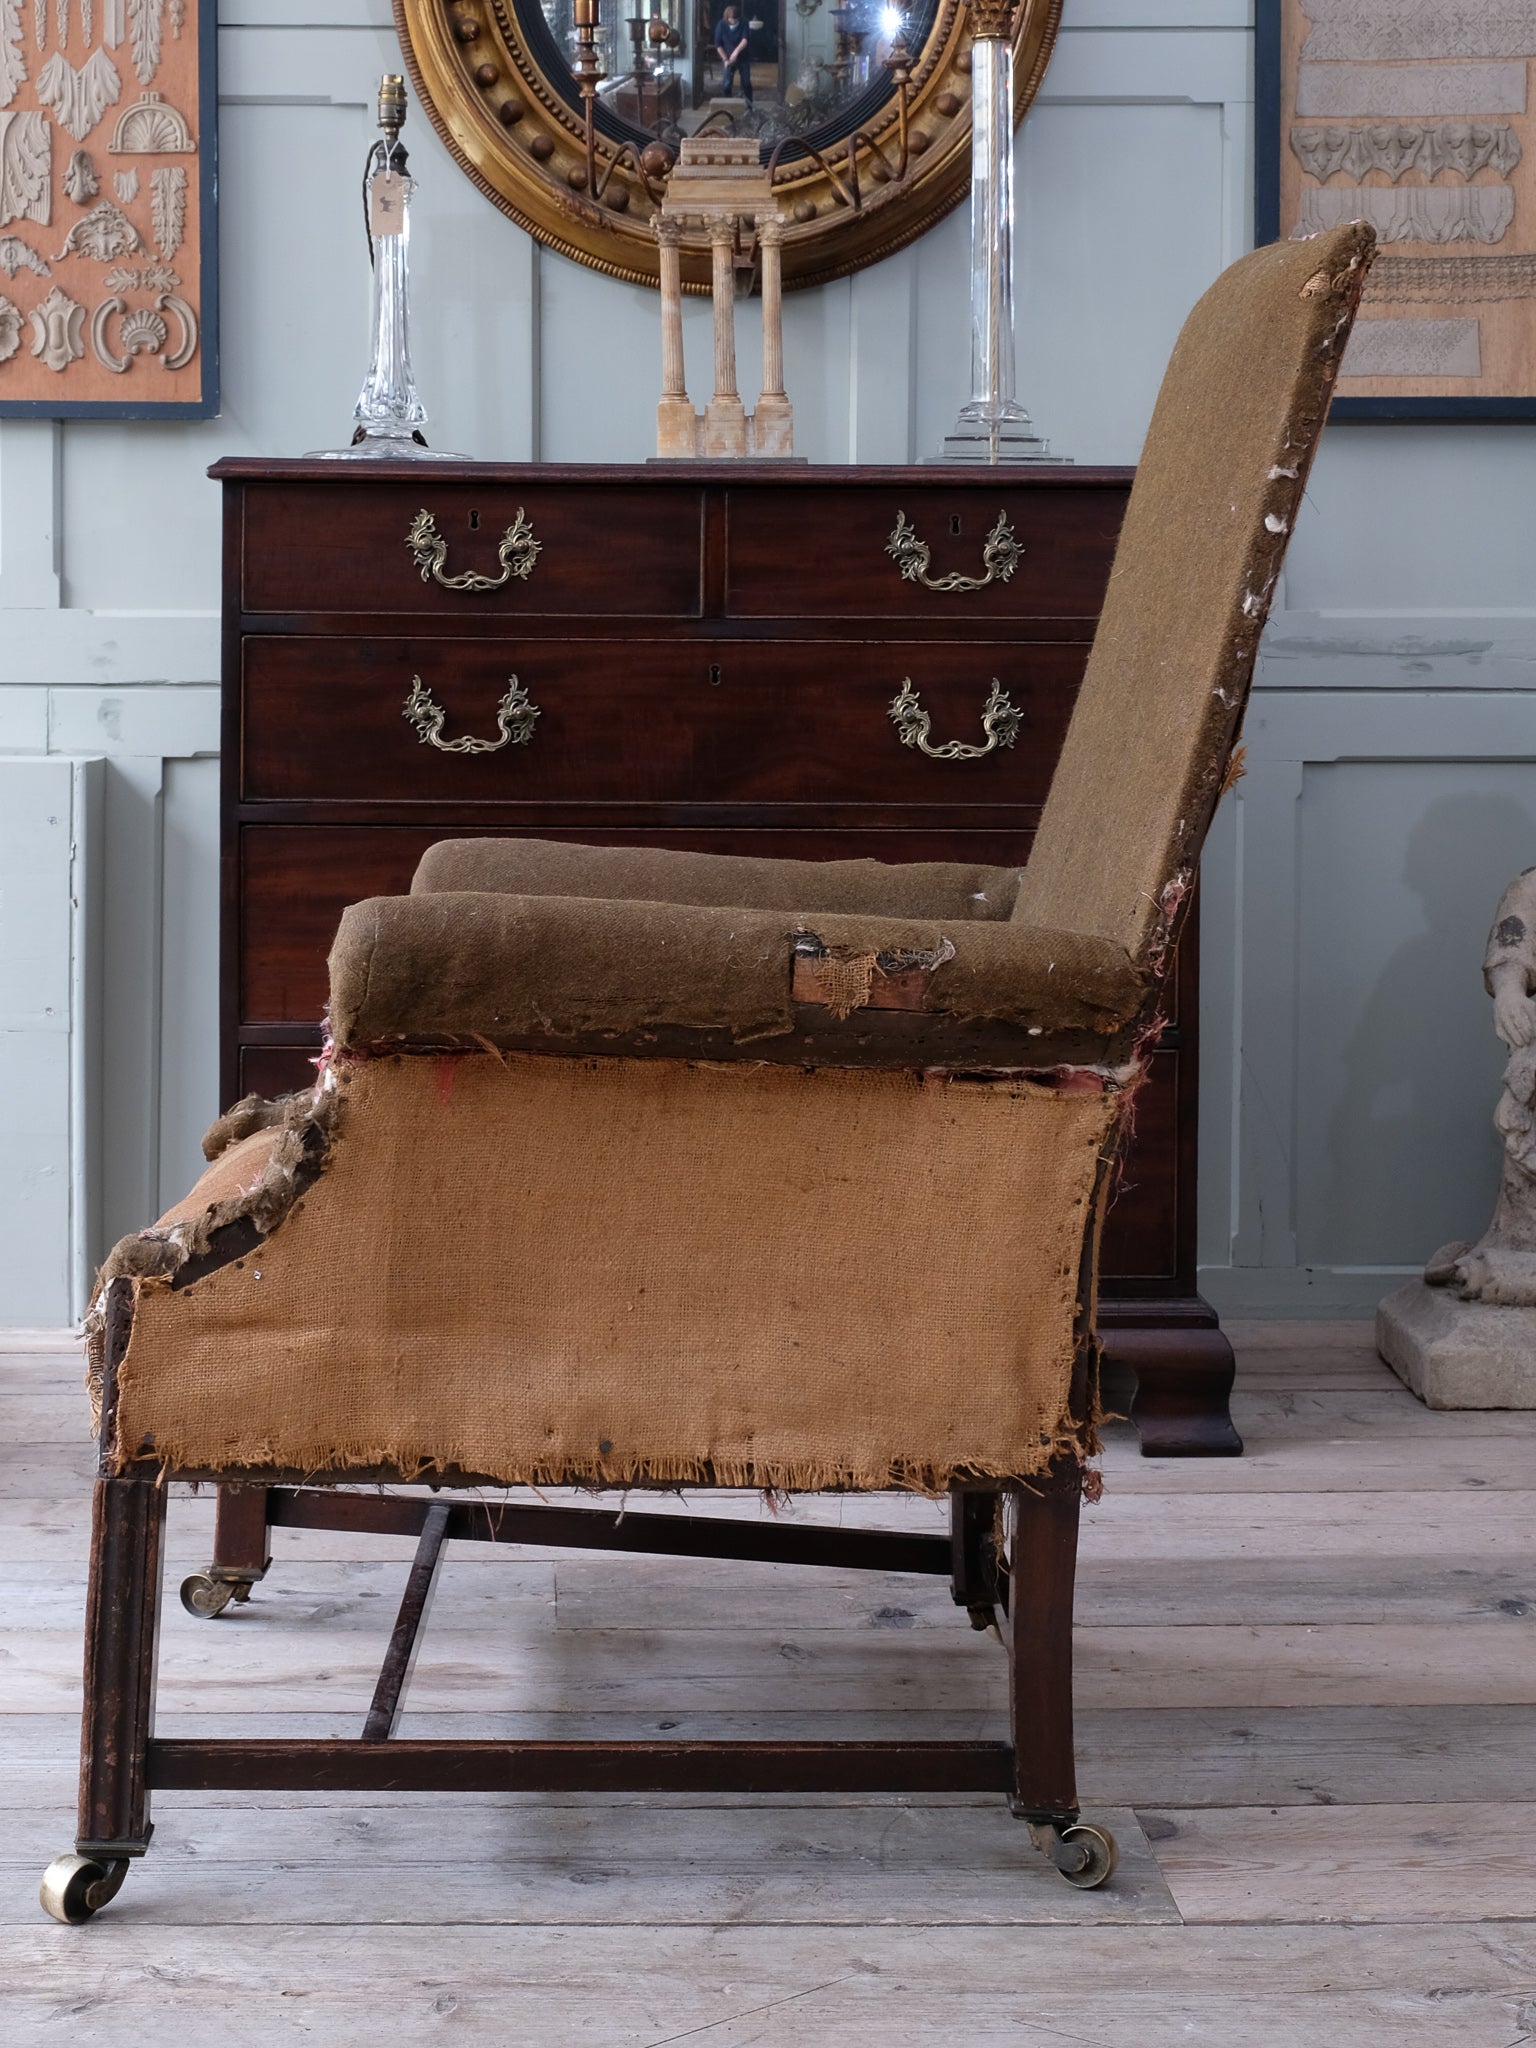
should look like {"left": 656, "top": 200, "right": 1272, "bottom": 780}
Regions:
{"left": 393, "top": 0, "right": 1062, "bottom": 293}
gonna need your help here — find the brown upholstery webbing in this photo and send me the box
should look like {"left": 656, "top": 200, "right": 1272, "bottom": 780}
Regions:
{"left": 113, "top": 1053, "right": 1117, "bottom": 1490}
{"left": 1012, "top": 222, "right": 1374, "bottom": 966}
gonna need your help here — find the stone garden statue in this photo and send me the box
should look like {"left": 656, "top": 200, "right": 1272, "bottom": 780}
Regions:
{"left": 1425, "top": 866, "right": 1536, "bottom": 1305}
{"left": 1378, "top": 865, "right": 1536, "bottom": 1405}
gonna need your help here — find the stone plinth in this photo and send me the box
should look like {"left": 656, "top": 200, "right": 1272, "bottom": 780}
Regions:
{"left": 1377, "top": 1278, "right": 1536, "bottom": 1409}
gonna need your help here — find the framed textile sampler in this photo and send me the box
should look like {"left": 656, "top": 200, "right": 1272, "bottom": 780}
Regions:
{"left": 0, "top": 0, "right": 216, "bottom": 418}
{"left": 1257, "top": 0, "right": 1536, "bottom": 419}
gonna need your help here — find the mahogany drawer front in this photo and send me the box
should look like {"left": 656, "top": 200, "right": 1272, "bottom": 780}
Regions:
{"left": 1099, "top": 1047, "right": 1181, "bottom": 1285}
{"left": 724, "top": 483, "right": 1128, "bottom": 621}
{"left": 239, "top": 635, "right": 1085, "bottom": 808}
{"left": 239, "top": 484, "right": 705, "bottom": 618}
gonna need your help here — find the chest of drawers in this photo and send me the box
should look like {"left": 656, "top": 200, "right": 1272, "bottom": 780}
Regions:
{"left": 212, "top": 458, "right": 1239, "bottom": 1455}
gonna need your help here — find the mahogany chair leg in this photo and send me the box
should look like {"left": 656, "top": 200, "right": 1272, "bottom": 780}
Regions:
{"left": 181, "top": 1485, "right": 273, "bottom": 1619}
{"left": 1006, "top": 1466, "right": 1118, "bottom": 1889}
{"left": 949, "top": 1486, "right": 1003, "bottom": 1628}
{"left": 41, "top": 1476, "right": 166, "bottom": 1923}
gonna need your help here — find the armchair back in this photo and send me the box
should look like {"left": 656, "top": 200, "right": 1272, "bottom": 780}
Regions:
{"left": 1012, "top": 223, "right": 1374, "bottom": 970}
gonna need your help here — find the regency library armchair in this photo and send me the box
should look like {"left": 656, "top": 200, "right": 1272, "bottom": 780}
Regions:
{"left": 41, "top": 222, "right": 1373, "bottom": 1923}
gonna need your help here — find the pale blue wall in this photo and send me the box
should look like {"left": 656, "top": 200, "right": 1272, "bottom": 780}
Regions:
{"left": 3, "top": 0, "right": 1532, "bottom": 1319}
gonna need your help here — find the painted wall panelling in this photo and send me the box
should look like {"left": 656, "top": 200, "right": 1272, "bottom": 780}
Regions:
{"left": 0, "top": 756, "right": 101, "bottom": 1325}
{"left": 6, "top": 1, "right": 1531, "bottom": 1322}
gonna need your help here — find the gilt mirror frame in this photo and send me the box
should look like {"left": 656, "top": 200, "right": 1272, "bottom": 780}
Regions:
{"left": 395, "top": 0, "right": 1061, "bottom": 292}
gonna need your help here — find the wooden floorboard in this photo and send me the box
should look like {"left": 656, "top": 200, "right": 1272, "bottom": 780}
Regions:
{"left": 2, "top": 1922, "right": 1533, "bottom": 2044}
{"left": 5, "top": 1324, "right": 1536, "bottom": 2044}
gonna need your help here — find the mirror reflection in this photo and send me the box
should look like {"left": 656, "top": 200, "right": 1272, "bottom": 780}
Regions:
{"left": 533, "top": 0, "right": 939, "bottom": 155}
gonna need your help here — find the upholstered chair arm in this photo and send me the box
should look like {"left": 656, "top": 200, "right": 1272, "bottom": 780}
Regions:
{"left": 327, "top": 891, "right": 1149, "bottom": 1055}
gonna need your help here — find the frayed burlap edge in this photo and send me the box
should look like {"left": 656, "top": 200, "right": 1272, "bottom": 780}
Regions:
{"left": 104, "top": 1428, "right": 1101, "bottom": 1498}
{"left": 83, "top": 1075, "right": 342, "bottom": 1436}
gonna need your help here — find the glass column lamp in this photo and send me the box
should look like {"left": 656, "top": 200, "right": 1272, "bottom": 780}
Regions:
{"left": 937, "top": 0, "right": 1065, "bottom": 464}
{"left": 312, "top": 75, "right": 464, "bottom": 461}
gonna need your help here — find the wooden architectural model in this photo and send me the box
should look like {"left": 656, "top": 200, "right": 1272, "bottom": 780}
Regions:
{"left": 652, "top": 135, "right": 793, "bottom": 459}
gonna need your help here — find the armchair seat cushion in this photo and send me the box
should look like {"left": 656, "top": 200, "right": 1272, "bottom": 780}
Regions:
{"left": 412, "top": 836, "right": 1024, "bottom": 923}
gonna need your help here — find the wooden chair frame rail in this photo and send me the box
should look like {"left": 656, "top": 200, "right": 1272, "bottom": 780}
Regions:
{"left": 54, "top": 1176, "right": 1110, "bottom": 1915}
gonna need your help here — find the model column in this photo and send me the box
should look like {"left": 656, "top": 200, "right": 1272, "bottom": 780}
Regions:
{"left": 753, "top": 214, "right": 792, "bottom": 457}
{"left": 703, "top": 212, "right": 747, "bottom": 457}
{"left": 653, "top": 213, "right": 696, "bottom": 456}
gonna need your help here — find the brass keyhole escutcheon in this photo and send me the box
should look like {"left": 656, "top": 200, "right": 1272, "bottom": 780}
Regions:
{"left": 708, "top": 663, "right": 722, "bottom": 687}
{"left": 950, "top": 514, "right": 962, "bottom": 536}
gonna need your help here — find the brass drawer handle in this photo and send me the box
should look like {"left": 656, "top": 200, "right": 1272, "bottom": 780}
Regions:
{"left": 888, "top": 678, "right": 1021, "bottom": 761}
{"left": 403, "top": 675, "right": 540, "bottom": 753}
{"left": 885, "top": 510, "right": 1020, "bottom": 593}
{"left": 405, "top": 507, "right": 542, "bottom": 593}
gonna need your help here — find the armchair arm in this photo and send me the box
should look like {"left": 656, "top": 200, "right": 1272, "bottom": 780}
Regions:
{"left": 328, "top": 891, "right": 1148, "bottom": 1053}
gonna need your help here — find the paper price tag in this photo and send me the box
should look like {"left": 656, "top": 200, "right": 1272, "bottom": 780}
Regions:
{"left": 369, "top": 169, "right": 409, "bottom": 237}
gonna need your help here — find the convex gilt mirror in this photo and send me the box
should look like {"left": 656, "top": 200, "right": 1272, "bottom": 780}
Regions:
{"left": 395, "top": 0, "right": 1061, "bottom": 290}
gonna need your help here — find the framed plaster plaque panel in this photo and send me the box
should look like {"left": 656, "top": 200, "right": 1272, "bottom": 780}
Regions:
{"left": 0, "top": 0, "right": 217, "bottom": 418}
{"left": 1257, "top": 0, "right": 1536, "bottom": 419}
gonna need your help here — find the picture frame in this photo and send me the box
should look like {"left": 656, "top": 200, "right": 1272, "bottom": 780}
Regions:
{"left": 0, "top": 0, "right": 218, "bottom": 420}
{"left": 1255, "top": 0, "right": 1536, "bottom": 421}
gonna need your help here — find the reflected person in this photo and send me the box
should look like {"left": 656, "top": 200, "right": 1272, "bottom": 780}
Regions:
{"left": 716, "top": 2, "right": 752, "bottom": 106}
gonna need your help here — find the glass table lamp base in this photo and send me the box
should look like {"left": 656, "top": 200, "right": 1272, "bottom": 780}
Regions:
{"left": 930, "top": 406, "right": 1071, "bottom": 465}
{"left": 306, "top": 427, "right": 467, "bottom": 461}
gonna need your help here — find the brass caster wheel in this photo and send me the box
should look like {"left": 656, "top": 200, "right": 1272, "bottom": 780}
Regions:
{"left": 180, "top": 1570, "right": 237, "bottom": 1619}
{"left": 40, "top": 1854, "right": 128, "bottom": 1924}
{"left": 1057, "top": 1823, "right": 1117, "bottom": 1890}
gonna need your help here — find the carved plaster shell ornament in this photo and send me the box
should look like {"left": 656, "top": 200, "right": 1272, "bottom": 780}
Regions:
{"left": 0, "top": 289, "right": 21, "bottom": 363}
{"left": 0, "top": 231, "right": 47, "bottom": 274}
{"left": 0, "top": 0, "right": 25, "bottom": 113}
{"left": 63, "top": 148, "right": 98, "bottom": 202}
{"left": 108, "top": 88, "right": 192, "bottom": 152}
{"left": 149, "top": 160, "right": 182, "bottom": 257}
{"left": 55, "top": 195, "right": 142, "bottom": 259}
{"left": 36, "top": 49, "right": 123, "bottom": 142}
{"left": 112, "top": 165, "right": 135, "bottom": 202}
{"left": 28, "top": 282, "right": 85, "bottom": 370}
{"left": 90, "top": 285, "right": 193, "bottom": 370}
{"left": 0, "top": 108, "right": 48, "bottom": 228}
{"left": 127, "top": 0, "right": 161, "bottom": 84}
